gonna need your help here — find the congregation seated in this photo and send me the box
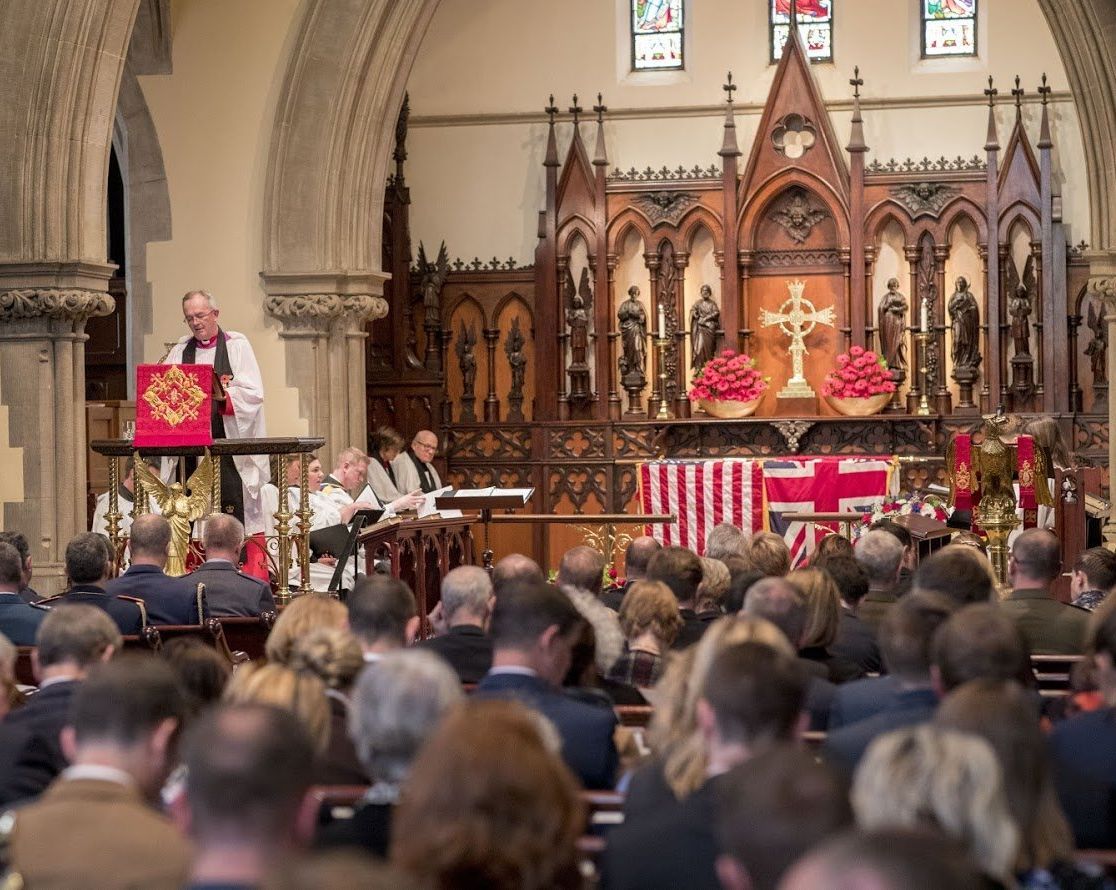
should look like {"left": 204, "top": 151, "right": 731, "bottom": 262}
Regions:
{"left": 695, "top": 557, "right": 729, "bottom": 625}
{"left": 1002, "top": 528, "right": 1090, "bottom": 655}
{"left": 557, "top": 545, "right": 625, "bottom": 674}
{"left": 741, "top": 531, "right": 791, "bottom": 578}
{"left": 705, "top": 522, "right": 750, "bottom": 563}
{"left": 0, "top": 604, "right": 120, "bottom": 805}
{"left": 852, "top": 529, "right": 905, "bottom": 632}
{"left": 3, "top": 655, "right": 191, "bottom": 887}
{"left": 105, "top": 514, "right": 204, "bottom": 625}
{"left": 223, "top": 661, "right": 331, "bottom": 762}
{"left": 0, "top": 531, "right": 42, "bottom": 604}
{"left": 646, "top": 545, "right": 707, "bottom": 650}
{"left": 182, "top": 513, "right": 275, "bottom": 618}
{"left": 788, "top": 567, "right": 865, "bottom": 684}
{"left": 812, "top": 553, "right": 882, "bottom": 674}
{"left": 603, "top": 641, "right": 812, "bottom": 889}
{"left": 265, "top": 593, "right": 348, "bottom": 664}
{"left": 474, "top": 578, "right": 618, "bottom": 789}
{"left": 391, "top": 699, "right": 585, "bottom": 890}
{"left": 0, "top": 542, "right": 48, "bottom": 645}
{"left": 413, "top": 564, "right": 494, "bottom": 683}
{"left": 347, "top": 574, "right": 420, "bottom": 662}
{"left": 161, "top": 636, "right": 230, "bottom": 717}
{"left": 607, "top": 580, "right": 681, "bottom": 689}
{"left": 601, "top": 535, "right": 661, "bottom": 611}
{"left": 46, "top": 532, "right": 146, "bottom": 635}
{"left": 908, "top": 542, "right": 997, "bottom": 606}
{"left": 490, "top": 551, "right": 545, "bottom": 594}
{"left": 1068, "top": 546, "right": 1116, "bottom": 612}
{"left": 316, "top": 649, "right": 462, "bottom": 857}
{"left": 867, "top": 517, "right": 916, "bottom": 597}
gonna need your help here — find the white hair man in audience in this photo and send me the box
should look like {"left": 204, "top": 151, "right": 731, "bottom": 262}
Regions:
{"left": 603, "top": 642, "right": 811, "bottom": 889}
{"left": 853, "top": 529, "right": 906, "bottom": 632}
{"left": 602, "top": 535, "right": 661, "bottom": 611}
{"left": 182, "top": 514, "right": 275, "bottom": 617}
{"left": 5, "top": 655, "right": 191, "bottom": 887}
{"left": 556, "top": 545, "right": 624, "bottom": 675}
{"left": 415, "top": 565, "right": 495, "bottom": 683}
{"left": 705, "top": 523, "right": 748, "bottom": 562}
{"left": 321, "top": 446, "right": 424, "bottom": 516}
{"left": 1001, "top": 528, "right": 1089, "bottom": 654}
{"left": 0, "top": 542, "right": 48, "bottom": 645}
{"left": 347, "top": 574, "right": 419, "bottom": 661}
{"left": 316, "top": 650, "right": 463, "bottom": 856}
{"left": 177, "top": 703, "right": 317, "bottom": 888}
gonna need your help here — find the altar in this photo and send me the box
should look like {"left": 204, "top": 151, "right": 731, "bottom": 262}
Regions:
{"left": 639, "top": 455, "right": 897, "bottom": 563}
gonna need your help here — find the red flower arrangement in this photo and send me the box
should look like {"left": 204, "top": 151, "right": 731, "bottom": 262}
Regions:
{"left": 688, "top": 350, "right": 769, "bottom": 403}
{"left": 822, "top": 345, "right": 897, "bottom": 399}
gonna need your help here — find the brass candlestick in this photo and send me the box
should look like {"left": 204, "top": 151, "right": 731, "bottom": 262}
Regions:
{"left": 913, "top": 332, "right": 933, "bottom": 416}
{"left": 654, "top": 335, "right": 672, "bottom": 419}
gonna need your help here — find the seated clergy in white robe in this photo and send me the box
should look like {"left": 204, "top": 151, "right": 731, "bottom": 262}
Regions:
{"left": 322, "top": 445, "right": 425, "bottom": 517}
{"left": 161, "top": 290, "right": 270, "bottom": 535}
{"left": 366, "top": 426, "right": 407, "bottom": 504}
{"left": 91, "top": 457, "right": 163, "bottom": 539}
{"left": 391, "top": 430, "right": 443, "bottom": 494}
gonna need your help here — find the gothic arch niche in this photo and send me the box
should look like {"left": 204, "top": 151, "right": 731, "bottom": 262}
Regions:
{"left": 561, "top": 233, "right": 595, "bottom": 406}
{"left": 872, "top": 218, "right": 909, "bottom": 401}
{"left": 683, "top": 226, "right": 718, "bottom": 377}
{"left": 445, "top": 295, "right": 487, "bottom": 423}
{"left": 614, "top": 228, "right": 651, "bottom": 413}
{"left": 945, "top": 216, "right": 983, "bottom": 401}
{"left": 494, "top": 293, "right": 535, "bottom": 422}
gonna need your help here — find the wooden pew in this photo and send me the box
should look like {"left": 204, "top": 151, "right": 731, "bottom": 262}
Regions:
{"left": 218, "top": 611, "right": 277, "bottom": 661}
{"left": 615, "top": 705, "right": 653, "bottom": 728}
{"left": 15, "top": 646, "right": 34, "bottom": 686}
{"left": 1031, "top": 654, "right": 1087, "bottom": 695}
{"left": 154, "top": 618, "right": 249, "bottom": 666}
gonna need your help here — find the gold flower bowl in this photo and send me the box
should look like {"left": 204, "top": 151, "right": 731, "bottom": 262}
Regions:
{"left": 698, "top": 396, "right": 763, "bottom": 419}
{"left": 825, "top": 393, "right": 892, "bottom": 416}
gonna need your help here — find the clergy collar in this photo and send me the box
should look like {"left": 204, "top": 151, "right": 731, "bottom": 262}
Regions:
{"left": 192, "top": 329, "right": 226, "bottom": 349}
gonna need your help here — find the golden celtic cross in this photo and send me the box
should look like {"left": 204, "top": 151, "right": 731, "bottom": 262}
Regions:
{"left": 760, "top": 279, "right": 836, "bottom": 399}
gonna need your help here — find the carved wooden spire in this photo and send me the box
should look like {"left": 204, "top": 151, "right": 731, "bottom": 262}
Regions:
{"left": 544, "top": 94, "right": 559, "bottom": 168}
{"left": 984, "top": 76, "right": 1000, "bottom": 151}
{"left": 1011, "top": 74, "right": 1024, "bottom": 122}
{"left": 592, "top": 93, "right": 608, "bottom": 167}
{"left": 719, "top": 71, "right": 741, "bottom": 158}
{"left": 1037, "top": 73, "right": 1053, "bottom": 149}
{"left": 846, "top": 65, "right": 867, "bottom": 154}
{"left": 568, "top": 94, "right": 583, "bottom": 126}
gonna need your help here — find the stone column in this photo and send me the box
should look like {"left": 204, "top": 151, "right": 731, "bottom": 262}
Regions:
{"left": 0, "top": 287, "right": 114, "bottom": 591}
{"left": 262, "top": 276, "right": 388, "bottom": 463}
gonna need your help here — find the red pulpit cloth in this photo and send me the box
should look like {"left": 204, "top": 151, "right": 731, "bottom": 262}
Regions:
{"left": 134, "top": 364, "right": 214, "bottom": 447}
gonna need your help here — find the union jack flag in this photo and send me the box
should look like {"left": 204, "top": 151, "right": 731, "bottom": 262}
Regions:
{"left": 638, "top": 456, "right": 895, "bottom": 560}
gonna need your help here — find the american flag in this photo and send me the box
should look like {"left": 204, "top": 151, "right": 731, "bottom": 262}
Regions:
{"left": 638, "top": 456, "right": 895, "bottom": 559}
{"left": 639, "top": 459, "right": 764, "bottom": 554}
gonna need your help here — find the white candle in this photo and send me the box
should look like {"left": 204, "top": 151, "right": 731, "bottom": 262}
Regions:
{"left": 658, "top": 302, "right": 666, "bottom": 335}
{"left": 920, "top": 299, "right": 929, "bottom": 332}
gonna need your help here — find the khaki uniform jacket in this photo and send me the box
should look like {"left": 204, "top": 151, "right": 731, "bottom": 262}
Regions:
{"left": 6, "top": 777, "right": 192, "bottom": 889}
{"left": 1001, "top": 587, "right": 1091, "bottom": 655}
{"left": 857, "top": 587, "right": 897, "bottom": 633}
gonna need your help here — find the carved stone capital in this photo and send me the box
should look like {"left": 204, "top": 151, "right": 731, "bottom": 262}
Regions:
{"left": 0, "top": 288, "right": 114, "bottom": 325}
{"left": 263, "top": 293, "right": 343, "bottom": 333}
{"left": 340, "top": 294, "right": 388, "bottom": 323}
{"left": 1090, "top": 276, "right": 1116, "bottom": 306}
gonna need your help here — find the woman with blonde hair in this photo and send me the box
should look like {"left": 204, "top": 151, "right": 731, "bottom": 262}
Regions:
{"left": 391, "top": 699, "right": 584, "bottom": 890}
{"left": 695, "top": 556, "right": 730, "bottom": 620}
{"left": 608, "top": 580, "right": 683, "bottom": 689}
{"left": 288, "top": 626, "right": 368, "bottom": 783}
{"left": 623, "top": 614, "right": 797, "bottom": 815}
{"left": 223, "top": 662, "right": 331, "bottom": 757}
{"left": 852, "top": 724, "right": 1019, "bottom": 887}
{"left": 789, "top": 567, "right": 864, "bottom": 683}
{"left": 264, "top": 593, "right": 348, "bottom": 665}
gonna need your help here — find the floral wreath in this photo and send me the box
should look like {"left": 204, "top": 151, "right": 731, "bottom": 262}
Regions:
{"left": 852, "top": 493, "right": 950, "bottom": 539}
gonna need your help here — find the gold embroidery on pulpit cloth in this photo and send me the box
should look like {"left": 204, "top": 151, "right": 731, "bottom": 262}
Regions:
{"left": 142, "top": 365, "right": 207, "bottom": 427}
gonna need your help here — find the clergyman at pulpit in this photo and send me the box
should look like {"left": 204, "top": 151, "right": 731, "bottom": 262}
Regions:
{"left": 161, "top": 290, "right": 269, "bottom": 534}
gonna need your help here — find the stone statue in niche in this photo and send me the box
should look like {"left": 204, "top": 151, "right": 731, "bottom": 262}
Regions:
{"left": 948, "top": 276, "right": 981, "bottom": 370}
{"left": 617, "top": 285, "right": 647, "bottom": 386}
{"left": 456, "top": 321, "right": 477, "bottom": 397}
{"left": 504, "top": 315, "right": 527, "bottom": 422}
{"left": 689, "top": 285, "right": 721, "bottom": 373}
{"left": 876, "top": 277, "right": 908, "bottom": 374}
{"left": 1086, "top": 300, "right": 1107, "bottom": 387}
{"left": 565, "top": 267, "right": 593, "bottom": 400}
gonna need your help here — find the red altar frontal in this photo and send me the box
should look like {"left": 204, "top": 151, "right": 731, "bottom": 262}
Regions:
{"left": 639, "top": 456, "right": 897, "bottom": 563}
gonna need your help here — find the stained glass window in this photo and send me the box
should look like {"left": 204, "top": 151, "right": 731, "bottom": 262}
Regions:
{"left": 922, "top": 0, "right": 977, "bottom": 58}
{"left": 631, "top": 0, "right": 684, "bottom": 71}
{"left": 771, "top": 0, "right": 833, "bottom": 64}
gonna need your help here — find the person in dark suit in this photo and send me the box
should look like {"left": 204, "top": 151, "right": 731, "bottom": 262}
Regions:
{"left": 317, "top": 649, "right": 462, "bottom": 856}
{"left": 0, "top": 531, "right": 42, "bottom": 604}
{"left": 177, "top": 703, "right": 317, "bottom": 888}
{"left": 602, "top": 641, "right": 813, "bottom": 890}
{"left": 414, "top": 565, "right": 494, "bottom": 683}
{"left": 475, "top": 579, "right": 618, "bottom": 789}
{"left": 853, "top": 529, "right": 905, "bottom": 633}
{"left": 824, "top": 592, "right": 956, "bottom": 774}
{"left": 182, "top": 513, "right": 275, "bottom": 617}
{"left": 0, "top": 542, "right": 48, "bottom": 645}
{"left": 647, "top": 546, "right": 707, "bottom": 650}
{"left": 814, "top": 554, "right": 882, "bottom": 675}
{"left": 1001, "top": 528, "right": 1090, "bottom": 654}
{"left": 4, "top": 655, "right": 191, "bottom": 887}
{"left": 46, "top": 532, "right": 145, "bottom": 635}
{"left": 909, "top": 545, "right": 996, "bottom": 606}
{"left": 0, "top": 604, "right": 121, "bottom": 805}
{"left": 105, "top": 514, "right": 205, "bottom": 625}
{"left": 602, "top": 536, "right": 661, "bottom": 612}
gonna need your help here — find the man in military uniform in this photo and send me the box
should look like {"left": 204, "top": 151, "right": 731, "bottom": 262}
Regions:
{"left": 0, "top": 542, "right": 48, "bottom": 645}
{"left": 1001, "top": 528, "right": 1090, "bottom": 654}
{"left": 1, "top": 656, "right": 192, "bottom": 887}
{"left": 181, "top": 514, "right": 274, "bottom": 617}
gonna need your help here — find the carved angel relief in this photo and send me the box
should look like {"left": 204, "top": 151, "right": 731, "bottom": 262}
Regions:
{"left": 769, "top": 188, "right": 828, "bottom": 244}
{"left": 632, "top": 191, "right": 699, "bottom": 227}
{"left": 890, "top": 182, "right": 959, "bottom": 217}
